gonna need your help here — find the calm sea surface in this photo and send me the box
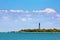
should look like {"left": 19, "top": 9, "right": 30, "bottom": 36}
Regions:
{"left": 0, "top": 32, "right": 60, "bottom": 40}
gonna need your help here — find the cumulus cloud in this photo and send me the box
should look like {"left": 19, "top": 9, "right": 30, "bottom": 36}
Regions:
{"left": 0, "top": 10, "right": 8, "bottom": 13}
{"left": 32, "top": 8, "right": 56, "bottom": 13}
{"left": 33, "top": 10, "right": 45, "bottom": 13}
{"left": 44, "top": 8, "right": 56, "bottom": 13}
{"left": 0, "top": 10, "right": 30, "bottom": 13}
{"left": 9, "top": 10, "right": 24, "bottom": 13}
{"left": 0, "top": 8, "right": 56, "bottom": 14}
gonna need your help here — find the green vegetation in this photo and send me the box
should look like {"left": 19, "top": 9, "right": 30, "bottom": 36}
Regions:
{"left": 19, "top": 28, "right": 60, "bottom": 32}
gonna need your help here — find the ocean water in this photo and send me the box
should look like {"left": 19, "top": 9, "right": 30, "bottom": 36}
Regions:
{"left": 0, "top": 32, "right": 60, "bottom": 40}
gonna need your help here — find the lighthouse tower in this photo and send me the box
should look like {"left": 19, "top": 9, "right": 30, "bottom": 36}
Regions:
{"left": 39, "top": 23, "right": 40, "bottom": 30}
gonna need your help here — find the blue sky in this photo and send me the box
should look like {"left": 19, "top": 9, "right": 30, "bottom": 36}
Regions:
{"left": 0, "top": 0, "right": 60, "bottom": 32}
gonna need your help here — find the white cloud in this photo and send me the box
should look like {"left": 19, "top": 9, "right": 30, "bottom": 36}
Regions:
{"left": 0, "top": 10, "right": 8, "bottom": 13}
{"left": 9, "top": 10, "right": 24, "bottom": 13}
{"left": 0, "top": 10, "right": 28, "bottom": 13}
{"left": 9, "top": 10, "right": 30, "bottom": 13}
{"left": 0, "top": 8, "right": 56, "bottom": 14}
{"left": 32, "top": 8, "right": 56, "bottom": 13}
{"left": 33, "top": 10, "right": 45, "bottom": 13}
{"left": 44, "top": 8, "right": 56, "bottom": 13}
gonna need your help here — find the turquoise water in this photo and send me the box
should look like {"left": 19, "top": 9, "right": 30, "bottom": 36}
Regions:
{"left": 0, "top": 32, "right": 60, "bottom": 40}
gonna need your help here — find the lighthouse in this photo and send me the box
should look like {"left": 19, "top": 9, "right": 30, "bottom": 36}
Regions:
{"left": 39, "top": 23, "right": 40, "bottom": 30}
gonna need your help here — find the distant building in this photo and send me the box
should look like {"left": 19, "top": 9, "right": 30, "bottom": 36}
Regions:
{"left": 39, "top": 23, "right": 40, "bottom": 30}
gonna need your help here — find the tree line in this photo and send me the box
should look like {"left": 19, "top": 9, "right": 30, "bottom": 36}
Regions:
{"left": 19, "top": 28, "right": 60, "bottom": 32}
